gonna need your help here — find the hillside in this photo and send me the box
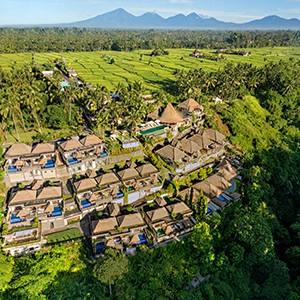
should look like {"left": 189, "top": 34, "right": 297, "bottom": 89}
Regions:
{"left": 63, "top": 9, "right": 300, "bottom": 30}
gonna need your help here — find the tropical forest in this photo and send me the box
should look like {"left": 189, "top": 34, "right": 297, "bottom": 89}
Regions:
{"left": 0, "top": 28, "right": 299, "bottom": 300}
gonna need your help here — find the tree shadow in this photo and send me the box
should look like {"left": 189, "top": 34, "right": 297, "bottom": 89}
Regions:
{"left": 146, "top": 78, "right": 179, "bottom": 96}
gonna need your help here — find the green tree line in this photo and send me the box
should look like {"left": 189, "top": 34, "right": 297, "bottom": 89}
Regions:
{"left": 0, "top": 28, "right": 299, "bottom": 53}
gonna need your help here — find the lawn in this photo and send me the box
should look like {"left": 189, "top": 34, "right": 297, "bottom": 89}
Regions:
{"left": 3, "top": 127, "right": 79, "bottom": 147}
{"left": 0, "top": 47, "right": 298, "bottom": 91}
{"left": 45, "top": 228, "right": 83, "bottom": 244}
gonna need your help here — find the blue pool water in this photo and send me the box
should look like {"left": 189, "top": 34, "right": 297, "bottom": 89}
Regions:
{"left": 116, "top": 191, "right": 124, "bottom": 198}
{"left": 48, "top": 206, "right": 62, "bottom": 218}
{"left": 42, "top": 159, "right": 55, "bottom": 169}
{"left": 8, "top": 165, "right": 20, "bottom": 173}
{"left": 81, "top": 199, "right": 92, "bottom": 208}
{"left": 10, "top": 213, "right": 24, "bottom": 224}
{"left": 60, "top": 81, "right": 70, "bottom": 87}
{"left": 219, "top": 195, "right": 227, "bottom": 202}
{"left": 207, "top": 208, "right": 212, "bottom": 214}
{"left": 68, "top": 157, "right": 79, "bottom": 165}
{"left": 136, "top": 234, "right": 147, "bottom": 245}
{"left": 99, "top": 151, "right": 108, "bottom": 158}
{"left": 140, "top": 125, "right": 167, "bottom": 136}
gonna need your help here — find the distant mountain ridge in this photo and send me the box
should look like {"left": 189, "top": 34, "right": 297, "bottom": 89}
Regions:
{"left": 62, "top": 8, "right": 300, "bottom": 30}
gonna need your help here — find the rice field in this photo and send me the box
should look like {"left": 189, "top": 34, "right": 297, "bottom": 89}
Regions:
{"left": 0, "top": 47, "right": 299, "bottom": 91}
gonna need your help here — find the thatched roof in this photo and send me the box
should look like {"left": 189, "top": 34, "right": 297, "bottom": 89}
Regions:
{"left": 31, "top": 180, "right": 44, "bottom": 190}
{"left": 159, "top": 103, "right": 184, "bottom": 124}
{"left": 179, "top": 139, "right": 201, "bottom": 154}
{"left": 5, "top": 143, "right": 32, "bottom": 157}
{"left": 10, "top": 190, "right": 37, "bottom": 205}
{"left": 92, "top": 217, "right": 118, "bottom": 234}
{"left": 178, "top": 98, "right": 204, "bottom": 112}
{"left": 205, "top": 174, "right": 231, "bottom": 191}
{"left": 147, "top": 107, "right": 161, "bottom": 121}
{"left": 218, "top": 159, "right": 237, "bottom": 177}
{"left": 188, "top": 134, "right": 211, "bottom": 149}
{"left": 156, "top": 145, "right": 186, "bottom": 163}
{"left": 59, "top": 138, "right": 82, "bottom": 151}
{"left": 80, "top": 134, "right": 102, "bottom": 147}
{"left": 166, "top": 202, "right": 192, "bottom": 215}
{"left": 117, "top": 213, "right": 145, "bottom": 228}
{"left": 203, "top": 129, "right": 226, "bottom": 142}
{"left": 45, "top": 203, "right": 54, "bottom": 214}
{"left": 106, "top": 203, "right": 120, "bottom": 217}
{"left": 37, "top": 186, "right": 62, "bottom": 200}
{"left": 146, "top": 207, "right": 169, "bottom": 222}
{"left": 118, "top": 168, "right": 139, "bottom": 181}
{"left": 96, "top": 172, "right": 120, "bottom": 186}
{"left": 74, "top": 178, "right": 97, "bottom": 192}
{"left": 216, "top": 168, "right": 236, "bottom": 182}
{"left": 126, "top": 161, "right": 137, "bottom": 168}
{"left": 136, "top": 163, "right": 158, "bottom": 176}
{"left": 130, "top": 234, "right": 140, "bottom": 244}
{"left": 193, "top": 181, "right": 222, "bottom": 199}
{"left": 155, "top": 197, "right": 167, "bottom": 207}
{"left": 86, "top": 169, "right": 97, "bottom": 178}
{"left": 18, "top": 208, "right": 31, "bottom": 218}
{"left": 178, "top": 187, "right": 200, "bottom": 202}
{"left": 31, "top": 143, "right": 55, "bottom": 154}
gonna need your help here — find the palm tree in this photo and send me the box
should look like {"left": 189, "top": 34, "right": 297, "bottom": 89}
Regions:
{"left": 0, "top": 91, "right": 21, "bottom": 141}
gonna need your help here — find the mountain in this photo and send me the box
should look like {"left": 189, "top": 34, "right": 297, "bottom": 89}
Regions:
{"left": 16, "top": 9, "right": 300, "bottom": 30}
{"left": 238, "top": 15, "right": 300, "bottom": 30}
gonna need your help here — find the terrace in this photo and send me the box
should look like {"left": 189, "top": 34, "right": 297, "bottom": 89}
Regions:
{"left": 4, "top": 142, "right": 57, "bottom": 184}
{"left": 144, "top": 200, "right": 195, "bottom": 243}
{"left": 91, "top": 212, "right": 147, "bottom": 254}
{"left": 58, "top": 134, "right": 109, "bottom": 173}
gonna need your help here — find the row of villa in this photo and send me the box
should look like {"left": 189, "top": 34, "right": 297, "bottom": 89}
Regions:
{"left": 4, "top": 134, "right": 110, "bottom": 186}
{"left": 1, "top": 97, "right": 241, "bottom": 256}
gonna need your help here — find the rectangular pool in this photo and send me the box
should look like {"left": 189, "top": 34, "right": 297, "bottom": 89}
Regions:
{"left": 140, "top": 125, "right": 167, "bottom": 136}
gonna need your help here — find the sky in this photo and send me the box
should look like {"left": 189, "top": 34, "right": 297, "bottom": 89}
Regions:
{"left": 0, "top": 0, "right": 299, "bottom": 25}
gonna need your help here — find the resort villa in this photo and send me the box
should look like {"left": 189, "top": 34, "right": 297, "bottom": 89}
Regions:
{"left": 58, "top": 134, "right": 109, "bottom": 174}
{"left": 91, "top": 212, "right": 147, "bottom": 255}
{"left": 4, "top": 142, "right": 57, "bottom": 185}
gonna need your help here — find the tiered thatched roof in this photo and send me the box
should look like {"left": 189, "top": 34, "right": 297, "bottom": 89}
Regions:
{"left": 117, "top": 213, "right": 145, "bottom": 228}
{"left": 60, "top": 138, "right": 82, "bottom": 151}
{"left": 73, "top": 178, "right": 97, "bottom": 192}
{"left": 159, "top": 103, "right": 184, "bottom": 124}
{"left": 92, "top": 217, "right": 118, "bottom": 234}
{"left": 178, "top": 98, "right": 204, "bottom": 112}
{"left": 146, "top": 207, "right": 170, "bottom": 222}
{"left": 80, "top": 134, "right": 102, "bottom": 147}
{"left": 96, "top": 172, "right": 120, "bottom": 186}
{"left": 136, "top": 163, "right": 158, "bottom": 176}
{"left": 156, "top": 145, "right": 186, "bottom": 163}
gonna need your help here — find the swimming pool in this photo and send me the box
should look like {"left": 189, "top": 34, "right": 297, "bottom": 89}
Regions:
{"left": 219, "top": 195, "right": 227, "bottom": 202}
{"left": 140, "top": 125, "right": 167, "bottom": 136}
{"left": 42, "top": 159, "right": 55, "bottom": 169}
{"left": 68, "top": 157, "right": 79, "bottom": 165}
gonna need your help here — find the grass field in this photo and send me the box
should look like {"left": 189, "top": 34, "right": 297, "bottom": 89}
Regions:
{"left": 45, "top": 228, "right": 83, "bottom": 244}
{"left": 0, "top": 47, "right": 299, "bottom": 91}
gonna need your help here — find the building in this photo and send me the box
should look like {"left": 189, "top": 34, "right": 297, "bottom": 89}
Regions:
{"left": 4, "top": 142, "right": 57, "bottom": 185}
{"left": 144, "top": 200, "right": 195, "bottom": 243}
{"left": 58, "top": 134, "right": 109, "bottom": 174}
{"left": 91, "top": 212, "right": 147, "bottom": 255}
{"left": 2, "top": 181, "right": 64, "bottom": 255}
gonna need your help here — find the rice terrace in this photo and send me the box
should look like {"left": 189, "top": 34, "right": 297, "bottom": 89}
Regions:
{"left": 0, "top": 46, "right": 298, "bottom": 90}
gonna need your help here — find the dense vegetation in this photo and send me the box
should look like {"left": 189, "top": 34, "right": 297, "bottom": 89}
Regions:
{"left": 0, "top": 28, "right": 299, "bottom": 54}
{"left": 0, "top": 41, "right": 299, "bottom": 298}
